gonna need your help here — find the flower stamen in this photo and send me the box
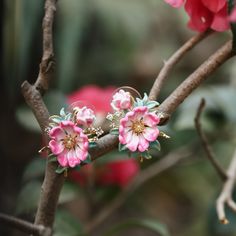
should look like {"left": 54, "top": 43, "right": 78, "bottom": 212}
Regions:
{"left": 132, "top": 120, "right": 145, "bottom": 135}
{"left": 63, "top": 134, "right": 77, "bottom": 150}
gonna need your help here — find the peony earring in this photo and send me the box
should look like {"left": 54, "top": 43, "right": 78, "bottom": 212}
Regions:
{"left": 41, "top": 103, "right": 103, "bottom": 175}
{"left": 107, "top": 87, "right": 170, "bottom": 161}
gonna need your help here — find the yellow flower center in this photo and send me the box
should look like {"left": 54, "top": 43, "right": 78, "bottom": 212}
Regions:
{"left": 63, "top": 134, "right": 77, "bottom": 150}
{"left": 132, "top": 120, "right": 145, "bottom": 135}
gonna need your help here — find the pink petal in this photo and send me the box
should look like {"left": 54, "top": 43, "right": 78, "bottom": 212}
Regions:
{"left": 138, "top": 135, "right": 149, "bottom": 152}
{"left": 67, "top": 151, "right": 80, "bottom": 167}
{"left": 164, "top": 0, "right": 184, "bottom": 8}
{"left": 120, "top": 115, "right": 132, "bottom": 128}
{"left": 143, "top": 127, "right": 159, "bottom": 142}
{"left": 185, "top": 0, "right": 213, "bottom": 32}
{"left": 211, "top": 6, "right": 230, "bottom": 31}
{"left": 49, "top": 126, "right": 64, "bottom": 140}
{"left": 76, "top": 137, "right": 88, "bottom": 152}
{"left": 123, "top": 130, "right": 133, "bottom": 143}
{"left": 132, "top": 106, "right": 147, "bottom": 119}
{"left": 202, "top": 0, "right": 226, "bottom": 13}
{"left": 49, "top": 140, "right": 64, "bottom": 155}
{"left": 229, "top": 7, "right": 236, "bottom": 22}
{"left": 73, "top": 126, "right": 83, "bottom": 134}
{"left": 126, "top": 134, "right": 139, "bottom": 152}
{"left": 57, "top": 151, "right": 68, "bottom": 167}
{"left": 75, "top": 147, "right": 88, "bottom": 161}
{"left": 60, "top": 121, "right": 75, "bottom": 134}
{"left": 143, "top": 113, "right": 160, "bottom": 127}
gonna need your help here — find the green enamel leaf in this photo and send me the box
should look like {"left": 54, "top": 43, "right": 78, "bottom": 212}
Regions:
{"left": 150, "top": 140, "right": 161, "bottom": 151}
{"left": 146, "top": 101, "right": 159, "bottom": 109}
{"left": 83, "top": 154, "right": 92, "bottom": 164}
{"left": 119, "top": 143, "right": 128, "bottom": 152}
{"left": 89, "top": 142, "right": 97, "bottom": 148}
{"left": 60, "top": 107, "right": 66, "bottom": 116}
{"left": 110, "top": 128, "right": 119, "bottom": 136}
{"left": 142, "top": 151, "right": 152, "bottom": 159}
{"left": 56, "top": 166, "right": 68, "bottom": 174}
{"left": 48, "top": 156, "right": 57, "bottom": 163}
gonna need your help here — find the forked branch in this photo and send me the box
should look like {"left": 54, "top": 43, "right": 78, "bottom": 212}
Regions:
{"left": 149, "top": 30, "right": 212, "bottom": 101}
{"left": 216, "top": 149, "right": 236, "bottom": 224}
{"left": 194, "top": 98, "right": 227, "bottom": 181}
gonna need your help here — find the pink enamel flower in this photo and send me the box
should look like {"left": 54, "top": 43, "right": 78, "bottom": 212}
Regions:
{"left": 75, "top": 106, "right": 96, "bottom": 126}
{"left": 49, "top": 121, "right": 89, "bottom": 168}
{"left": 119, "top": 106, "right": 160, "bottom": 152}
{"left": 111, "top": 89, "right": 132, "bottom": 111}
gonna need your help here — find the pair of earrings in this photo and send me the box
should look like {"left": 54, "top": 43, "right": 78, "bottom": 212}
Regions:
{"left": 42, "top": 87, "right": 170, "bottom": 174}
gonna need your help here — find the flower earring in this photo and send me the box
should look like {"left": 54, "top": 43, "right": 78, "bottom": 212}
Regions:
{"left": 107, "top": 87, "right": 169, "bottom": 161}
{"left": 42, "top": 103, "right": 103, "bottom": 174}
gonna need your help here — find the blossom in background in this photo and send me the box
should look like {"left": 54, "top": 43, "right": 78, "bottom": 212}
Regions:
{"left": 67, "top": 85, "right": 140, "bottom": 187}
{"left": 49, "top": 121, "right": 89, "bottom": 168}
{"left": 230, "top": 7, "right": 236, "bottom": 22}
{"left": 111, "top": 89, "right": 132, "bottom": 111}
{"left": 96, "top": 159, "right": 139, "bottom": 187}
{"left": 69, "top": 159, "right": 139, "bottom": 188}
{"left": 75, "top": 106, "right": 96, "bottom": 126}
{"left": 119, "top": 106, "right": 160, "bottom": 152}
{"left": 164, "top": 0, "right": 229, "bottom": 32}
{"left": 67, "top": 85, "right": 115, "bottom": 114}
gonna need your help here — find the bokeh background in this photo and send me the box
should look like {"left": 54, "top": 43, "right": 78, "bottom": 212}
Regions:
{"left": 1, "top": 0, "right": 236, "bottom": 235}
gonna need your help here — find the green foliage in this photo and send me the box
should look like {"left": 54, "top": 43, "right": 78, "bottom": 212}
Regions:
{"left": 174, "top": 86, "right": 236, "bottom": 131}
{"left": 16, "top": 105, "right": 41, "bottom": 132}
{"left": 17, "top": 161, "right": 80, "bottom": 214}
{"left": 16, "top": 180, "right": 41, "bottom": 214}
{"left": 44, "top": 90, "right": 68, "bottom": 115}
{"left": 103, "top": 218, "right": 170, "bottom": 236}
{"left": 54, "top": 209, "right": 83, "bottom": 236}
{"left": 22, "top": 158, "right": 46, "bottom": 182}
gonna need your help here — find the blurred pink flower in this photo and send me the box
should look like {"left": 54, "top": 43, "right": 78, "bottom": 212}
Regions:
{"left": 69, "top": 159, "right": 139, "bottom": 188}
{"left": 164, "top": 0, "right": 229, "bottom": 32}
{"left": 67, "top": 85, "right": 116, "bottom": 114}
{"left": 96, "top": 159, "right": 139, "bottom": 187}
{"left": 49, "top": 121, "right": 89, "bottom": 167}
{"left": 229, "top": 7, "right": 236, "bottom": 22}
{"left": 119, "top": 106, "right": 160, "bottom": 152}
{"left": 75, "top": 106, "right": 96, "bottom": 126}
{"left": 111, "top": 89, "right": 132, "bottom": 111}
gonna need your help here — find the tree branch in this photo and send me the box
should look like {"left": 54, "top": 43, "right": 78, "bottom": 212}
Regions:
{"left": 216, "top": 149, "right": 236, "bottom": 224}
{"left": 86, "top": 147, "right": 190, "bottom": 233}
{"left": 21, "top": 0, "right": 61, "bottom": 231}
{"left": 157, "top": 40, "right": 233, "bottom": 121}
{"left": 0, "top": 213, "right": 51, "bottom": 236}
{"left": 149, "top": 31, "right": 212, "bottom": 101}
{"left": 35, "top": 0, "right": 56, "bottom": 93}
{"left": 194, "top": 98, "right": 227, "bottom": 181}
{"left": 20, "top": 2, "right": 235, "bottom": 232}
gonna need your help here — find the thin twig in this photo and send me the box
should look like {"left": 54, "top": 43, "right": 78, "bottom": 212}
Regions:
{"left": 149, "top": 30, "right": 212, "bottom": 101}
{"left": 85, "top": 147, "right": 190, "bottom": 233}
{"left": 0, "top": 213, "right": 51, "bottom": 236}
{"left": 157, "top": 40, "right": 234, "bottom": 123}
{"left": 34, "top": 0, "right": 56, "bottom": 93}
{"left": 216, "top": 149, "right": 236, "bottom": 224}
{"left": 194, "top": 98, "right": 227, "bottom": 181}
